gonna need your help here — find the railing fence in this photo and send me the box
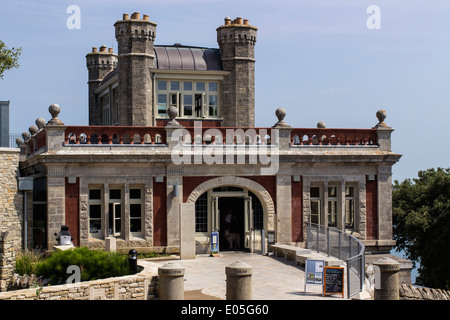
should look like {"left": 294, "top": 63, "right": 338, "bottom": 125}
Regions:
{"left": 306, "top": 222, "right": 365, "bottom": 299}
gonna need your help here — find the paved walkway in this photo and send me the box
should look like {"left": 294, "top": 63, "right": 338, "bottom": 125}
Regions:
{"left": 141, "top": 251, "right": 347, "bottom": 300}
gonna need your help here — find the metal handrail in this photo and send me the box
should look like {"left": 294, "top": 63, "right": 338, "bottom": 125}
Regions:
{"left": 306, "top": 222, "right": 365, "bottom": 298}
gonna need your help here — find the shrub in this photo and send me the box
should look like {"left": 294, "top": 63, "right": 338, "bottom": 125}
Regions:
{"left": 15, "top": 249, "right": 46, "bottom": 276}
{"left": 35, "top": 247, "right": 130, "bottom": 285}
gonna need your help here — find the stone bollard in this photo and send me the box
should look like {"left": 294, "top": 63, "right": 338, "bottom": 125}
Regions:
{"left": 158, "top": 262, "right": 185, "bottom": 300}
{"left": 226, "top": 260, "right": 252, "bottom": 300}
{"left": 373, "top": 257, "right": 400, "bottom": 300}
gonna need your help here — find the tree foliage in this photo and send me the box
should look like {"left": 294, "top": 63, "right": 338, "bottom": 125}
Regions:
{"left": 393, "top": 167, "right": 450, "bottom": 289}
{"left": 0, "top": 40, "right": 22, "bottom": 79}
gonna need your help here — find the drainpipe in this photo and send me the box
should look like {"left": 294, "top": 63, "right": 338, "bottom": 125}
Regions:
{"left": 18, "top": 177, "right": 33, "bottom": 250}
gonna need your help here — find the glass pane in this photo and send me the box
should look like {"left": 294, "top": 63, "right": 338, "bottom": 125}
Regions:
{"left": 209, "top": 82, "right": 217, "bottom": 91}
{"left": 328, "top": 187, "right": 337, "bottom": 197}
{"left": 110, "top": 189, "right": 121, "bottom": 199}
{"left": 90, "top": 220, "right": 101, "bottom": 234}
{"left": 184, "top": 81, "right": 192, "bottom": 91}
{"left": 115, "top": 204, "right": 122, "bottom": 218}
{"left": 158, "top": 104, "right": 167, "bottom": 115}
{"left": 130, "top": 189, "right": 141, "bottom": 199}
{"left": 89, "top": 204, "right": 101, "bottom": 219}
{"left": 115, "top": 218, "right": 121, "bottom": 233}
{"left": 130, "top": 204, "right": 141, "bottom": 218}
{"left": 130, "top": 218, "right": 142, "bottom": 233}
{"left": 345, "top": 186, "right": 354, "bottom": 197}
{"left": 89, "top": 189, "right": 101, "bottom": 200}
{"left": 157, "top": 81, "right": 166, "bottom": 91}
{"left": 184, "top": 95, "right": 192, "bottom": 105}
{"left": 196, "top": 82, "right": 205, "bottom": 91}
{"left": 310, "top": 201, "right": 319, "bottom": 224}
{"left": 170, "top": 81, "right": 180, "bottom": 91}
{"left": 184, "top": 105, "right": 192, "bottom": 116}
{"left": 310, "top": 187, "right": 320, "bottom": 198}
{"left": 158, "top": 94, "right": 167, "bottom": 104}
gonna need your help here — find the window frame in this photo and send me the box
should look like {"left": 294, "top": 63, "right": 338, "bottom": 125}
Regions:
{"left": 156, "top": 79, "right": 221, "bottom": 119}
{"left": 129, "top": 187, "right": 144, "bottom": 238}
{"left": 88, "top": 187, "right": 103, "bottom": 238}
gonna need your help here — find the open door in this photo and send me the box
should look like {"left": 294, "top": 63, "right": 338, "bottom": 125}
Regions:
{"left": 244, "top": 196, "right": 254, "bottom": 252}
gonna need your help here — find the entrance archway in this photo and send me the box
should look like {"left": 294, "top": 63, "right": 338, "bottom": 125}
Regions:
{"left": 186, "top": 176, "right": 275, "bottom": 254}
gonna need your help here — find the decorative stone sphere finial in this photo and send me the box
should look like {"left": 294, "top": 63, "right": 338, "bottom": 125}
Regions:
{"left": 165, "top": 105, "right": 181, "bottom": 127}
{"left": 47, "top": 104, "right": 64, "bottom": 125}
{"left": 275, "top": 107, "right": 286, "bottom": 121}
{"left": 273, "top": 107, "right": 291, "bottom": 128}
{"left": 15, "top": 137, "right": 24, "bottom": 147}
{"left": 375, "top": 109, "right": 388, "bottom": 128}
{"left": 317, "top": 121, "right": 326, "bottom": 128}
{"left": 35, "top": 117, "right": 46, "bottom": 130}
{"left": 29, "top": 125, "right": 38, "bottom": 136}
{"left": 22, "top": 132, "right": 31, "bottom": 142}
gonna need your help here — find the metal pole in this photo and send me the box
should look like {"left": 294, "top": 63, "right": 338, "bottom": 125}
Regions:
{"left": 23, "top": 191, "right": 27, "bottom": 250}
{"left": 326, "top": 227, "right": 330, "bottom": 257}
{"left": 316, "top": 224, "right": 319, "bottom": 253}
{"left": 338, "top": 231, "right": 341, "bottom": 260}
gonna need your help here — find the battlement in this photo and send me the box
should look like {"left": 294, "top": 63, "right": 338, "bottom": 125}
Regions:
{"left": 86, "top": 45, "right": 117, "bottom": 72}
{"left": 217, "top": 17, "right": 257, "bottom": 46}
{"left": 114, "top": 12, "right": 157, "bottom": 43}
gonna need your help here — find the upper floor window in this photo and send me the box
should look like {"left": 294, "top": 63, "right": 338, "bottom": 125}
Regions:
{"left": 156, "top": 80, "right": 220, "bottom": 119}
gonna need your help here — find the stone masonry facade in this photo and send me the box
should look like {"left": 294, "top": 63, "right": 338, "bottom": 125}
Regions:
{"left": 0, "top": 148, "right": 22, "bottom": 246}
{"left": 0, "top": 148, "right": 22, "bottom": 291}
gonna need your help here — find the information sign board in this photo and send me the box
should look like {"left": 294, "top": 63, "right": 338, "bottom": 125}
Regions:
{"left": 304, "top": 259, "right": 324, "bottom": 294}
{"left": 323, "top": 266, "right": 344, "bottom": 298}
{"left": 210, "top": 231, "right": 219, "bottom": 256}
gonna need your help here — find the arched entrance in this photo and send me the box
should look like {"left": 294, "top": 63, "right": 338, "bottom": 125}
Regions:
{"left": 186, "top": 176, "right": 275, "bottom": 254}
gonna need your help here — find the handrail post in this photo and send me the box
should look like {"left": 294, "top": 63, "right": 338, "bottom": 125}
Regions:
{"left": 316, "top": 224, "right": 319, "bottom": 253}
{"left": 326, "top": 227, "right": 330, "bottom": 257}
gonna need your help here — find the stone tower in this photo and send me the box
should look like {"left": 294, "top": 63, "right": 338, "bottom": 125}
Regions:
{"left": 86, "top": 45, "right": 117, "bottom": 125}
{"left": 114, "top": 12, "right": 157, "bottom": 126}
{"left": 217, "top": 17, "right": 257, "bottom": 127}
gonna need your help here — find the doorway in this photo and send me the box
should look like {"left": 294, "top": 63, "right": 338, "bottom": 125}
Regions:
{"left": 218, "top": 197, "right": 244, "bottom": 251}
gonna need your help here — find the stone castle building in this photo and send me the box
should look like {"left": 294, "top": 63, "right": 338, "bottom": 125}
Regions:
{"left": 13, "top": 13, "right": 401, "bottom": 260}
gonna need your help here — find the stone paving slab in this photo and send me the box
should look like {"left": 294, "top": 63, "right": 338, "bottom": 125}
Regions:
{"left": 146, "top": 251, "right": 346, "bottom": 300}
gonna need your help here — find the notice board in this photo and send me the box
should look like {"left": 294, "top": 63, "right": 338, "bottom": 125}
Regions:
{"left": 323, "top": 266, "right": 344, "bottom": 298}
{"left": 305, "top": 260, "right": 324, "bottom": 285}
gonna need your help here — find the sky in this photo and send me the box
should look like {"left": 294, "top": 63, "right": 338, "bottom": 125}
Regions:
{"left": 1, "top": 0, "right": 449, "bottom": 182}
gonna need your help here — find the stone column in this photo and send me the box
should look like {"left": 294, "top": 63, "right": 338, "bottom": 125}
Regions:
{"left": 276, "top": 173, "right": 292, "bottom": 244}
{"left": 158, "top": 262, "right": 185, "bottom": 300}
{"left": 373, "top": 257, "right": 400, "bottom": 300}
{"left": 226, "top": 261, "right": 252, "bottom": 300}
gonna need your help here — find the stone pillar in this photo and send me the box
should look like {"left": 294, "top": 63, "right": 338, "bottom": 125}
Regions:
{"left": 226, "top": 261, "right": 252, "bottom": 300}
{"left": 105, "top": 237, "right": 116, "bottom": 252}
{"left": 373, "top": 257, "right": 400, "bottom": 300}
{"left": 158, "top": 262, "right": 185, "bottom": 300}
{"left": 276, "top": 173, "right": 292, "bottom": 244}
{"left": 0, "top": 232, "right": 15, "bottom": 292}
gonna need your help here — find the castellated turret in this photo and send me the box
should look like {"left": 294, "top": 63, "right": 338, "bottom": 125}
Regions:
{"left": 217, "top": 17, "right": 257, "bottom": 127}
{"left": 86, "top": 45, "right": 117, "bottom": 125}
{"left": 114, "top": 12, "right": 157, "bottom": 126}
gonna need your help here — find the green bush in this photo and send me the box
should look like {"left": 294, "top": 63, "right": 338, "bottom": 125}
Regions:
{"left": 15, "top": 249, "right": 46, "bottom": 276}
{"left": 35, "top": 247, "right": 130, "bottom": 285}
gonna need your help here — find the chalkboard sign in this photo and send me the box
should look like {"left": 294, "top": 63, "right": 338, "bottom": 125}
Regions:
{"left": 323, "top": 266, "right": 344, "bottom": 298}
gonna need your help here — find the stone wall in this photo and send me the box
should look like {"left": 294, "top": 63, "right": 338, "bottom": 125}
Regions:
{"left": 400, "top": 284, "right": 450, "bottom": 300}
{"left": 0, "top": 232, "right": 15, "bottom": 292}
{"left": 0, "top": 148, "right": 22, "bottom": 249}
{"left": 0, "top": 262, "right": 158, "bottom": 300}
